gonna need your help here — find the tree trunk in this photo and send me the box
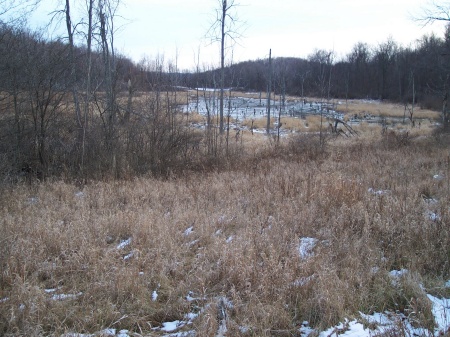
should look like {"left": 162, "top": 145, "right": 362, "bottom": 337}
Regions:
{"left": 64, "top": 0, "right": 82, "bottom": 129}
{"left": 266, "top": 49, "right": 272, "bottom": 134}
{"left": 81, "top": 0, "right": 94, "bottom": 177}
{"left": 219, "top": 0, "right": 226, "bottom": 134}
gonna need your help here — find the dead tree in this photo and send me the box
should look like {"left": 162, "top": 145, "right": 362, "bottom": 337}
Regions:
{"left": 330, "top": 118, "right": 358, "bottom": 137}
{"left": 267, "top": 48, "right": 272, "bottom": 134}
{"left": 207, "top": 0, "right": 243, "bottom": 134}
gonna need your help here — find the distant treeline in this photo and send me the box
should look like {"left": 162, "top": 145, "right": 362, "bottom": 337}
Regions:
{"left": 2, "top": 23, "right": 448, "bottom": 108}
{"left": 183, "top": 32, "right": 450, "bottom": 111}
{"left": 138, "top": 29, "right": 450, "bottom": 111}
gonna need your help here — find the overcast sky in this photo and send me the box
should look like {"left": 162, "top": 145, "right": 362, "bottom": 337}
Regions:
{"left": 30, "top": 0, "right": 446, "bottom": 71}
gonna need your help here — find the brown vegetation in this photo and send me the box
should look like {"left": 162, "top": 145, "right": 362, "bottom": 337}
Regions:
{"left": 1, "top": 121, "right": 449, "bottom": 336}
{"left": 337, "top": 99, "right": 440, "bottom": 120}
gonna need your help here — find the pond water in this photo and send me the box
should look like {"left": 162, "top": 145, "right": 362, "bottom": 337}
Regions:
{"left": 181, "top": 91, "right": 344, "bottom": 122}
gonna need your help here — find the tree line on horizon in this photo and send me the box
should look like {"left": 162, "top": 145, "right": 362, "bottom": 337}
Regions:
{"left": 139, "top": 27, "right": 450, "bottom": 116}
{"left": 186, "top": 29, "right": 450, "bottom": 111}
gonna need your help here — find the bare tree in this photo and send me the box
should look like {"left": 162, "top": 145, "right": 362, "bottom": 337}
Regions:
{"left": 22, "top": 36, "right": 70, "bottom": 178}
{"left": 95, "top": 0, "right": 121, "bottom": 176}
{"left": 61, "top": 0, "right": 82, "bottom": 128}
{"left": 81, "top": 0, "right": 94, "bottom": 176}
{"left": 416, "top": 3, "right": 450, "bottom": 127}
{"left": 207, "top": 0, "right": 243, "bottom": 134}
{"left": 51, "top": 0, "right": 95, "bottom": 177}
{"left": 0, "top": 0, "right": 41, "bottom": 23}
{"left": 0, "top": 26, "right": 31, "bottom": 174}
{"left": 266, "top": 48, "right": 272, "bottom": 134}
{"left": 417, "top": 1, "right": 450, "bottom": 25}
{"left": 308, "top": 49, "right": 334, "bottom": 146}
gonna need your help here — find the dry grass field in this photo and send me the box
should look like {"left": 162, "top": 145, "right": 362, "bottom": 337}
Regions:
{"left": 336, "top": 99, "right": 441, "bottom": 120}
{"left": 1, "top": 99, "right": 450, "bottom": 336}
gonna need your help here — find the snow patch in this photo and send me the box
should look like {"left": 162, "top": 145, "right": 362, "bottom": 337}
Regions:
{"left": 152, "top": 290, "right": 158, "bottom": 302}
{"left": 184, "top": 226, "right": 194, "bottom": 236}
{"left": 27, "top": 197, "right": 38, "bottom": 205}
{"left": 368, "top": 188, "right": 390, "bottom": 196}
{"left": 389, "top": 269, "right": 408, "bottom": 278}
{"left": 195, "top": 87, "right": 231, "bottom": 92}
{"left": 188, "top": 239, "right": 200, "bottom": 247}
{"left": 427, "top": 294, "right": 450, "bottom": 334}
{"left": 239, "top": 325, "right": 250, "bottom": 333}
{"left": 162, "top": 331, "right": 195, "bottom": 337}
{"left": 161, "top": 320, "right": 182, "bottom": 332}
{"left": 75, "top": 191, "right": 84, "bottom": 198}
{"left": 389, "top": 269, "right": 408, "bottom": 286}
{"left": 299, "top": 321, "right": 315, "bottom": 337}
{"left": 117, "top": 238, "right": 131, "bottom": 250}
{"left": 423, "top": 197, "right": 438, "bottom": 204}
{"left": 293, "top": 275, "right": 315, "bottom": 287}
{"left": 51, "top": 292, "right": 83, "bottom": 301}
{"left": 185, "top": 291, "right": 206, "bottom": 302}
{"left": 185, "top": 312, "right": 199, "bottom": 321}
{"left": 318, "top": 319, "right": 367, "bottom": 337}
{"left": 123, "top": 251, "right": 135, "bottom": 260}
{"left": 427, "top": 210, "right": 441, "bottom": 221}
{"left": 298, "top": 237, "right": 318, "bottom": 260}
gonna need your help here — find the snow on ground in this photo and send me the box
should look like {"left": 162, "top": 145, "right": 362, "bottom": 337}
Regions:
{"left": 50, "top": 292, "right": 83, "bottom": 301}
{"left": 310, "top": 283, "right": 450, "bottom": 337}
{"left": 62, "top": 291, "right": 449, "bottom": 336}
{"left": 58, "top": 267, "right": 449, "bottom": 337}
{"left": 368, "top": 187, "right": 390, "bottom": 196}
{"left": 181, "top": 93, "right": 343, "bottom": 123}
{"left": 160, "top": 321, "right": 183, "bottom": 332}
{"left": 428, "top": 295, "right": 450, "bottom": 333}
{"left": 51, "top": 188, "right": 450, "bottom": 336}
{"left": 298, "top": 237, "right": 318, "bottom": 260}
{"left": 59, "top": 213, "right": 449, "bottom": 336}
{"left": 116, "top": 238, "right": 132, "bottom": 250}
{"left": 152, "top": 290, "right": 158, "bottom": 302}
{"left": 183, "top": 226, "right": 194, "bottom": 236}
{"left": 62, "top": 329, "right": 131, "bottom": 337}
{"left": 388, "top": 268, "right": 409, "bottom": 286}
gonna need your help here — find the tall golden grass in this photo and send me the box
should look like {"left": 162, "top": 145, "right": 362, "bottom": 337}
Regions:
{"left": 1, "top": 103, "right": 449, "bottom": 336}
{"left": 337, "top": 99, "right": 440, "bottom": 119}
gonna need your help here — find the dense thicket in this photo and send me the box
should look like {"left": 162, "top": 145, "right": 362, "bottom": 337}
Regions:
{"left": 0, "top": 23, "right": 200, "bottom": 183}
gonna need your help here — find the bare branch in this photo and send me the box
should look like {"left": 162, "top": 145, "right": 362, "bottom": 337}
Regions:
{"left": 0, "top": 0, "right": 42, "bottom": 25}
{"left": 204, "top": 0, "right": 246, "bottom": 134}
{"left": 205, "top": 0, "right": 245, "bottom": 47}
{"left": 414, "top": 1, "right": 450, "bottom": 26}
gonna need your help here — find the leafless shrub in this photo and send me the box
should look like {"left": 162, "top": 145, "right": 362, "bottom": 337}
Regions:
{"left": 431, "top": 125, "right": 450, "bottom": 148}
{"left": 287, "top": 133, "right": 329, "bottom": 161}
{"left": 381, "top": 130, "right": 410, "bottom": 149}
